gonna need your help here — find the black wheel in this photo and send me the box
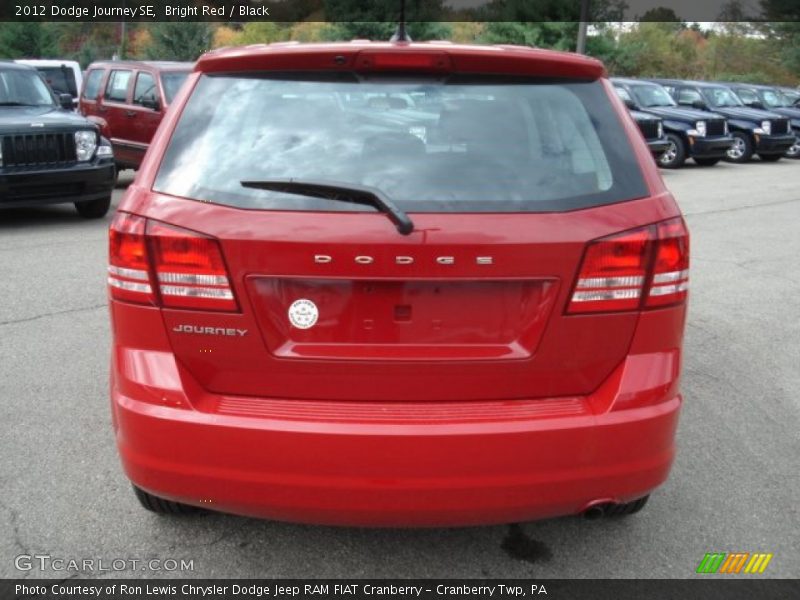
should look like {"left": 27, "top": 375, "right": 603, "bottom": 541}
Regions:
{"left": 605, "top": 495, "right": 650, "bottom": 517}
{"left": 758, "top": 153, "right": 783, "bottom": 162}
{"left": 133, "top": 486, "right": 204, "bottom": 515}
{"left": 693, "top": 157, "right": 720, "bottom": 166}
{"left": 658, "top": 134, "right": 686, "bottom": 168}
{"left": 75, "top": 196, "right": 111, "bottom": 219}
{"left": 725, "top": 132, "right": 753, "bottom": 163}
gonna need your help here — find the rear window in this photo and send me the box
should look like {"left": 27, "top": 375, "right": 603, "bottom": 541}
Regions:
{"left": 36, "top": 66, "right": 77, "bottom": 97}
{"left": 154, "top": 73, "right": 647, "bottom": 213}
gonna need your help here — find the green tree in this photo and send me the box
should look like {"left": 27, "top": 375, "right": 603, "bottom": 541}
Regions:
{"left": 0, "top": 23, "right": 57, "bottom": 58}
{"left": 145, "top": 23, "right": 212, "bottom": 61}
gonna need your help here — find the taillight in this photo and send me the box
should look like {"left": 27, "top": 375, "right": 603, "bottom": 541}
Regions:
{"left": 108, "top": 213, "right": 155, "bottom": 305}
{"left": 147, "top": 221, "right": 237, "bottom": 312}
{"left": 108, "top": 213, "right": 237, "bottom": 312}
{"left": 568, "top": 226, "right": 651, "bottom": 313}
{"left": 568, "top": 217, "right": 689, "bottom": 314}
{"left": 646, "top": 217, "right": 690, "bottom": 308}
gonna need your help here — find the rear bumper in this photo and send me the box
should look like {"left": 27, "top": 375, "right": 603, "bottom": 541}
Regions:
{"left": 112, "top": 348, "right": 682, "bottom": 526}
{"left": 688, "top": 135, "right": 734, "bottom": 157}
{"left": 0, "top": 159, "right": 114, "bottom": 209}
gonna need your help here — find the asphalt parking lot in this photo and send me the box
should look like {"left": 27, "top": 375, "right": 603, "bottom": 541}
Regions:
{"left": 1, "top": 160, "right": 798, "bottom": 579}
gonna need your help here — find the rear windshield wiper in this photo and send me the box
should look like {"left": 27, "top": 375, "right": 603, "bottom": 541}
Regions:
{"left": 241, "top": 178, "right": 414, "bottom": 235}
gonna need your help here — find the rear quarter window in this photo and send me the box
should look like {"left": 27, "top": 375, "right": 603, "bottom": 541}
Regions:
{"left": 154, "top": 73, "right": 648, "bottom": 213}
{"left": 83, "top": 69, "right": 104, "bottom": 100}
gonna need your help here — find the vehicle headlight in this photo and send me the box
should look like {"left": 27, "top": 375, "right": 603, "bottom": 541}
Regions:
{"left": 657, "top": 121, "right": 664, "bottom": 139}
{"left": 695, "top": 121, "right": 707, "bottom": 137}
{"left": 760, "top": 120, "right": 771, "bottom": 135}
{"left": 74, "top": 130, "right": 97, "bottom": 161}
{"left": 724, "top": 121, "right": 729, "bottom": 135}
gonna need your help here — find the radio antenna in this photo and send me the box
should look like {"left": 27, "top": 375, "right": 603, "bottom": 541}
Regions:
{"left": 390, "top": 0, "right": 412, "bottom": 42}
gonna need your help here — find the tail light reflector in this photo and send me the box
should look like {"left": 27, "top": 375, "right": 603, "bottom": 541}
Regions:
{"left": 568, "top": 217, "right": 689, "bottom": 314}
{"left": 108, "top": 213, "right": 237, "bottom": 312}
{"left": 108, "top": 213, "right": 155, "bottom": 305}
{"left": 646, "top": 218, "right": 690, "bottom": 307}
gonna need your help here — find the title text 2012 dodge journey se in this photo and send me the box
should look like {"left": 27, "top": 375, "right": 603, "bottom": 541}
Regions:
{"left": 109, "top": 43, "right": 688, "bottom": 526}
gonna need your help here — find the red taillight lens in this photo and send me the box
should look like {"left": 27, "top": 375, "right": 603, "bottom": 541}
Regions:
{"left": 568, "top": 226, "right": 652, "bottom": 313}
{"left": 108, "top": 213, "right": 237, "bottom": 312}
{"left": 356, "top": 51, "right": 452, "bottom": 72}
{"left": 147, "top": 220, "right": 238, "bottom": 312}
{"left": 568, "top": 217, "right": 690, "bottom": 314}
{"left": 108, "top": 213, "right": 155, "bottom": 305}
{"left": 646, "top": 217, "right": 690, "bottom": 308}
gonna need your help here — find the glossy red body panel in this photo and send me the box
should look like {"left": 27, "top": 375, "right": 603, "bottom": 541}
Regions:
{"left": 110, "top": 42, "right": 686, "bottom": 525}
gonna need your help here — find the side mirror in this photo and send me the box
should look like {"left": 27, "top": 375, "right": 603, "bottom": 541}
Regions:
{"left": 691, "top": 99, "right": 707, "bottom": 110}
{"left": 141, "top": 96, "right": 161, "bottom": 111}
{"left": 747, "top": 101, "right": 764, "bottom": 109}
{"left": 58, "top": 93, "right": 74, "bottom": 109}
{"left": 623, "top": 97, "right": 636, "bottom": 110}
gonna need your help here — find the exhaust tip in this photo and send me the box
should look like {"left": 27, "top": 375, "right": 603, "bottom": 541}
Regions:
{"left": 580, "top": 499, "right": 616, "bottom": 520}
{"left": 583, "top": 505, "right": 606, "bottom": 520}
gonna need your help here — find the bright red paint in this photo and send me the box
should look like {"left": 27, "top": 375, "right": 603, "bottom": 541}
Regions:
{"left": 109, "top": 42, "right": 687, "bottom": 526}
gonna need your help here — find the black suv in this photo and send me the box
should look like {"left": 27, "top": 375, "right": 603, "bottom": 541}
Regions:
{"left": 0, "top": 62, "right": 115, "bottom": 218}
{"left": 650, "top": 79, "right": 795, "bottom": 163}
{"left": 628, "top": 109, "right": 669, "bottom": 159}
{"left": 725, "top": 83, "right": 800, "bottom": 159}
{"left": 613, "top": 78, "right": 733, "bottom": 168}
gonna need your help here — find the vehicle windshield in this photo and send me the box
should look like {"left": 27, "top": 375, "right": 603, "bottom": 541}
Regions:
{"left": 780, "top": 89, "right": 799, "bottom": 106}
{"left": 154, "top": 73, "right": 647, "bottom": 213}
{"left": 703, "top": 87, "right": 744, "bottom": 108}
{"left": 631, "top": 84, "right": 676, "bottom": 108}
{"left": 759, "top": 89, "right": 785, "bottom": 108}
{"left": 160, "top": 71, "right": 190, "bottom": 103}
{"left": 0, "top": 68, "right": 55, "bottom": 106}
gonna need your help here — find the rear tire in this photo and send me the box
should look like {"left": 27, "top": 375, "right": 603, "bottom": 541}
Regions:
{"left": 658, "top": 134, "right": 686, "bottom": 168}
{"left": 133, "top": 486, "right": 204, "bottom": 515}
{"left": 74, "top": 196, "right": 111, "bottom": 219}
{"left": 725, "top": 132, "right": 753, "bottom": 163}
{"left": 605, "top": 495, "right": 650, "bottom": 517}
{"left": 758, "top": 153, "right": 783, "bottom": 162}
{"left": 693, "top": 157, "right": 720, "bottom": 166}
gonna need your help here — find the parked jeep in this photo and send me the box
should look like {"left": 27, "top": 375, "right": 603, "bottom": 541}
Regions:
{"left": 613, "top": 78, "right": 733, "bottom": 168}
{"left": 726, "top": 83, "right": 800, "bottom": 159}
{"left": 629, "top": 109, "right": 669, "bottom": 159}
{"left": 650, "top": 79, "right": 794, "bottom": 163}
{"left": 0, "top": 62, "right": 115, "bottom": 218}
{"left": 80, "top": 61, "right": 191, "bottom": 171}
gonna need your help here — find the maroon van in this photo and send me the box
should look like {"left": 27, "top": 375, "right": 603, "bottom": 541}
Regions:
{"left": 80, "top": 61, "right": 191, "bottom": 171}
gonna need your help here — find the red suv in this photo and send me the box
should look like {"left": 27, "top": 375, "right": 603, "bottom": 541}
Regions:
{"left": 108, "top": 42, "right": 688, "bottom": 526}
{"left": 80, "top": 61, "right": 191, "bottom": 170}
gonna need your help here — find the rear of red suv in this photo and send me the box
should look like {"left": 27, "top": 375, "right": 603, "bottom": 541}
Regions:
{"left": 108, "top": 42, "right": 688, "bottom": 526}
